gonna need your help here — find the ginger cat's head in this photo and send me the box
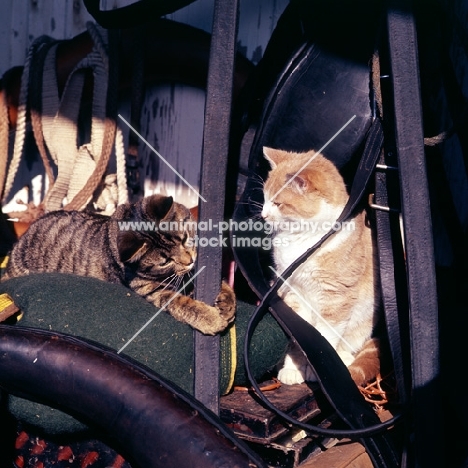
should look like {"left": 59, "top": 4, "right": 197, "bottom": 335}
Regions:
{"left": 261, "top": 147, "right": 349, "bottom": 225}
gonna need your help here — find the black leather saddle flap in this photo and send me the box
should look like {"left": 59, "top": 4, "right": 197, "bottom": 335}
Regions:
{"left": 232, "top": 0, "right": 381, "bottom": 297}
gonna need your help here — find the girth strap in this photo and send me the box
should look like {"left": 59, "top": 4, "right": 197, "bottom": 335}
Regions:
{"left": 386, "top": 1, "right": 442, "bottom": 466}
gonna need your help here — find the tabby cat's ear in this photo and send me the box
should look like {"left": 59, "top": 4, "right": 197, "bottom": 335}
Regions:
{"left": 117, "top": 231, "right": 148, "bottom": 263}
{"left": 145, "top": 195, "right": 174, "bottom": 220}
{"left": 263, "top": 146, "right": 287, "bottom": 169}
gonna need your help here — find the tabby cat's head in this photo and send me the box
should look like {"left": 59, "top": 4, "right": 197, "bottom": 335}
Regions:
{"left": 261, "top": 147, "right": 348, "bottom": 224}
{"left": 116, "top": 195, "right": 196, "bottom": 278}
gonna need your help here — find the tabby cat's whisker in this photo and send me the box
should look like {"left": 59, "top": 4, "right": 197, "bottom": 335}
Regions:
{"left": 6, "top": 194, "right": 236, "bottom": 338}
{"left": 159, "top": 274, "right": 178, "bottom": 292}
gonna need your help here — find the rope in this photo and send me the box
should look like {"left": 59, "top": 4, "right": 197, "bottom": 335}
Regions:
{"left": 39, "top": 33, "right": 109, "bottom": 211}
{"left": 373, "top": 51, "right": 451, "bottom": 148}
{"left": 2, "top": 23, "right": 125, "bottom": 213}
{"left": 65, "top": 117, "right": 116, "bottom": 211}
{"left": 424, "top": 130, "right": 453, "bottom": 146}
{"left": 372, "top": 52, "right": 384, "bottom": 119}
{"left": 0, "top": 80, "right": 10, "bottom": 201}
{"left": 115, "top": 123, "right": 129, "bottom": 205}
{"left": 64, "top": 56, "right": 107, "bottom": 205}
{"left": 86, "top": 22, "right": 109, "bottom": 70}
{"left": 42, "top": 57, "right": 88, "bottom": 211}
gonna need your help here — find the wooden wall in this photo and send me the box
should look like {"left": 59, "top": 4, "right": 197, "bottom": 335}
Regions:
{"left": 0, "top": 0, "right": 288, "bottom": 211}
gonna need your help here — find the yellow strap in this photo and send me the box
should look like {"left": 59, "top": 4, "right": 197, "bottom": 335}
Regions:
{"left": 0, "top": 293, "right": 14, "bottom": 310}
{"left": 0, "top": 292, "right": 22, "bottom": 322}
{"left": 0, "top": 256, "right": 8, "bottom": 269}
{"left": 223, "top": 324, "right": 237, "bottom": 395}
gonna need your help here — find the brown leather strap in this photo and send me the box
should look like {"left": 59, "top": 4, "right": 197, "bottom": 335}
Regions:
{"left": 0, "top": 325, "right": 266, "bottom": 468}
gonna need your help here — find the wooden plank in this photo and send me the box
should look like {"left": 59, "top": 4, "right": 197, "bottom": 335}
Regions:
{"left": 220, "top": 382, "right": 320, "bottom": 442}
{"left": 9, "top": 0, "right": 29, "bottom": 68}
{"left": 0, "top": 0, "right": 13, "bottom": 76}
{"left": 299, "top": 441, "right": 373, "bottom": 468}
{"left": 237, "top": 0, "right": 289, "bottom": 64}
{"left": 139, "top": 84, "right": 205, "bottom": 209}
{"left": 28, "top": 0, "right": 55, "bottom": 40}
{"left": 169, "top": 0, "right": 214, "bottom": 33}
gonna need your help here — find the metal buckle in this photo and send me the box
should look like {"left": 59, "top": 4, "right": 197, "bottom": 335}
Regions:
{"left": 375, "top": 163, "right": 398, "bottom": 171}
{"left": 368, "top": 193, "right": 400, "bottom": 213}
{"left": 369, "top": 163, "right": 400, "bottom": 213}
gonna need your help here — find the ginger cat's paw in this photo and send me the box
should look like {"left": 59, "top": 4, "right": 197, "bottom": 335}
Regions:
{"left": 278, "top": 367, "right": 305, "bottom": 385}
{"left": 278, "top": 348, "right": 318, "bottom": 385}
{"left": 347, "top": 338, "right": 381, "bottom": 386}
{"left": 278, "top": 364, "right": 318, "bottom": 385}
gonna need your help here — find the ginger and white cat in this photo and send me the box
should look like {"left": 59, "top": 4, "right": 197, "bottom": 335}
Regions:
{"left": 261, "top": 146, "right": 381, "bottom": 386}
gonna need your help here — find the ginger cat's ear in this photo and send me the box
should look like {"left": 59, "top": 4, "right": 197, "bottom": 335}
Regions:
{"left": 263, "top": 146, "right": 288, "bottom": 169}
{"left": 286, "top": 173, "right": 308, "bottom": 193}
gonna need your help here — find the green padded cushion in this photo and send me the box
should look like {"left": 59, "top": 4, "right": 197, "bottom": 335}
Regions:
{"left": 0, "top": 273, "right": 287, "bottom": 435}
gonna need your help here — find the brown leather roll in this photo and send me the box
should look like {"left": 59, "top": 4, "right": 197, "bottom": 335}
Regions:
{"left": 0, "top": 325, "right": 265, "bottom": 468}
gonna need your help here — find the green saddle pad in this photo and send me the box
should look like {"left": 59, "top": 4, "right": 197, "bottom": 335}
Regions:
{"left": 0, "top": 273, "right": 288, "bottom": 435}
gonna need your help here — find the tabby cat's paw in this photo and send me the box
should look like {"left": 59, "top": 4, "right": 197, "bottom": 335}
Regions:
{"left": 193, "top": 282, "right": 236, "bottom": 336}
{"left": 214, "top": 281, "right": 236, "bottom": 325}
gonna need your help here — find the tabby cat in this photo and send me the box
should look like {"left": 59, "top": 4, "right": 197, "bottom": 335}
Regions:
{"left": 261, "top": 147, "right": 381, "bottom": 386}
{"left": 4, "top": 194, "right": 235, "bottom": 335}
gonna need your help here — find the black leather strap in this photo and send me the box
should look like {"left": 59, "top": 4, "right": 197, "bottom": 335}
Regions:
{"left": 193, "top": 0, "right": 239, "bottom": 413}
{"left": 244, "top": 119, "right": 401, "bottom": 467}
{"left": 386, "top": 1, "right": 442, "bottom": 466}
{"left": 374, "top": 149, "right": 410, "bottom": 404}
{"left": 83, "top": 0, "right": 197, "bottom": 28}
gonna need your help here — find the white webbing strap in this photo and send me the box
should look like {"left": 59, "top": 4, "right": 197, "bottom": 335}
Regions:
{"left": 2, "top": 37, "right": 49, "bottom": 203}
{"left": 42, "top": 32, "right": 108, "bottom": 211}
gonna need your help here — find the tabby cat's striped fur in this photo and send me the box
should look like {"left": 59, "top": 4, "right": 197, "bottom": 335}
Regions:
{"left": 4, "top": 195, "right": 235, "bottom": 335}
